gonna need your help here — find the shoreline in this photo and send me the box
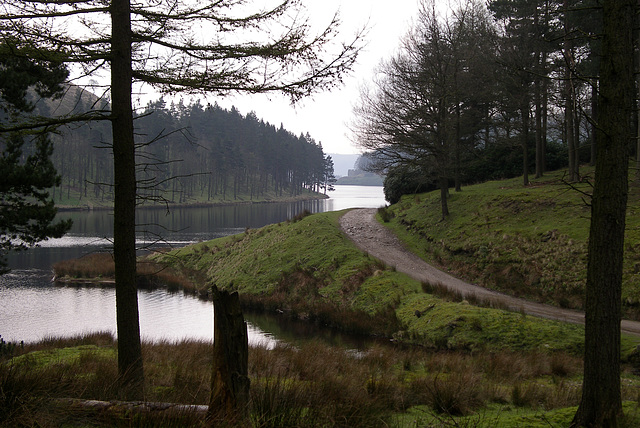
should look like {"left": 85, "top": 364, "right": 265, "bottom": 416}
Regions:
{"left": 55, "top": 192, "right": 330, "bottom": 212}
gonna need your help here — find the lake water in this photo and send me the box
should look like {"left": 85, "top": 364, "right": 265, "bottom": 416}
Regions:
{"left": 0, "top": 185, "right": 386, "bottom": 345}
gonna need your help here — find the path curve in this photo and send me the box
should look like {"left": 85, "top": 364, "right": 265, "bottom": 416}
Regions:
{"left": 340, "top": 208, "right": 640, "bottom": 337}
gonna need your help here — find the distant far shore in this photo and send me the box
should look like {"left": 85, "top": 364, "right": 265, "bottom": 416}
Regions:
{"left": 55, "top": 191, "right": 329, "bottom": 212}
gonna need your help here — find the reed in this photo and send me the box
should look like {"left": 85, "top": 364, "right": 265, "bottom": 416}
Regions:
{"left": 52, "top": 253, "right": 199, "bottom": 293}
{"left": 1, "top": 332, "right": 635, "bottom": 427}
{"left": 52, "top": 252, "right": 115, "bottom": 279}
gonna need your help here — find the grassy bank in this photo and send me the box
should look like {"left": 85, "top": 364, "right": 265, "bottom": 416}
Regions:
{"left": 4, "top": 332, "right": 640, "bottom": 427}
{"left": 149, "top": 210, "right": 599, "bottom": 354}
{"left": 38, "top": 169, "right": 640, "bottom": 426}
{"left": 55, "top": 203, "right": 639, "bottom": 355}
{"left": 379, "top": 167, "right": 640, "bottom": 319}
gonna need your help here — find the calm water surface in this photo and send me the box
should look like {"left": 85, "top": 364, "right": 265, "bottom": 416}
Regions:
{"left": 0, "top": 186, "right": 385, "bottom": 344}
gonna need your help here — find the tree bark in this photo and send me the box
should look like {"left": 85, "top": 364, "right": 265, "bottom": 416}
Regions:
{"left": 590, "top": 81, "right": 598, "bottom": 166}
{"left": 208, "top": 285, "right": 250, "bottom": 425}
{"left": 439, "top": 176, "right": 449, "bottom": 220}
{"left": 565, "top": 0, "right": 579, "bottom": 182}
{"left": 535, "top": 76, "right": 544, "bottom": 179}
{"left": 571, "top": 0, "right": 634, "bottom": 426}
{"left": 521, "top": 103, "right": 530, "bottom": 186}
{"left": 111, "top": 0, "right": 144, "bottom": 399}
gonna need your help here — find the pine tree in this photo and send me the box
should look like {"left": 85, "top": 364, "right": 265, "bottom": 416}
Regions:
{"left": 0, "top": 39, "right": 72, "bottom": 273}
{"left": 1, "top": 0, "right": 362, "bottom": 397}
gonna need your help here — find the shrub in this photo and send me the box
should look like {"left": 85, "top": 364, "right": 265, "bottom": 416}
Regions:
{"left": 288, "top": 209, "right": 311, "bottom": 223}
{"left": 377, "top": 205, "right": 394, "bottom": 223}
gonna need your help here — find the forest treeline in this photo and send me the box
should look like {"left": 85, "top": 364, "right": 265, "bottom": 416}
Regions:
{"left": 40, "top": 88, "right": 335, "bottom": 207}
{"left": 352, "top": 0, "right": 619, "bottom": 208}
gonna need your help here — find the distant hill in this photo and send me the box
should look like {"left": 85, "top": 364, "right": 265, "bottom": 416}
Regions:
{"left": 335, "top": 171, "right": 383, "bottom": 186}
{"left": 331, "top": 152, "right": 384, "bottom": 186}
{"left": 328, "top": 153, "right": 360, "bottom": 178}
{"left": 33, "top": 84, "right": 109, "bottom": 117}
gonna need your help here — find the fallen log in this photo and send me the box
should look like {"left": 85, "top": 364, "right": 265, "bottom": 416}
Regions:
{"left": 58, "top": 397, "right": 208, "bottom": 416}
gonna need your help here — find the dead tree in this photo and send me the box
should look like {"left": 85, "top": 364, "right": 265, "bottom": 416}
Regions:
{"left": 208, "top": 285, "right": 250, "bottom": 425}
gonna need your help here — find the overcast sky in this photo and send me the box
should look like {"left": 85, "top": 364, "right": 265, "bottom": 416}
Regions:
{"left": 206, "top": 0, "right": 422, "bottom": 155}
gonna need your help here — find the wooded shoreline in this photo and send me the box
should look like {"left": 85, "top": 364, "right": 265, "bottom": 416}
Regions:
{"left": 54, "top": 191, "right": 330, "bottom": 212}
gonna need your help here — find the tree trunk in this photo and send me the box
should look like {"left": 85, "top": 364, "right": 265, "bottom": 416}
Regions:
{"left": 521, "top": 104, "right": 530, "bottom": 186}
{"left": 208, "top": 286, "right": 250, "bottom": 425}
{"left": 535, "top": 76, "right": 544, "bottom": 179}
{"left": 566, "top": 82, "right": 577, "bottom": 181}
{"left": 542, "top": 76, "right": 549, "bottom": 173}
{"left": 455, "top": 102, "right": 462, "bottom": 192}
{"left": 565, "top": 0, "right": 579, "bottom": 182}
{"left": 534, "top": 8, "right": 544, "bottom": 180}
{"left": 439, "top": 176, "right": 449, "bottom": 220}
{"left": 111, "top": 0, "right": 144, "bottom": 399}
{"left": 636, "top": 30, "right": 640, "bottom": 181}
{"left": 591, "top": 81, "right": 598, "bottom": 166}
{"left": 571, "top": 0, "right": 633, "bottom": 425}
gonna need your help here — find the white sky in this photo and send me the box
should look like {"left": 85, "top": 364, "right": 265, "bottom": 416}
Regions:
{"left": 205, "top": 0, "right": 422, "bottom": 155}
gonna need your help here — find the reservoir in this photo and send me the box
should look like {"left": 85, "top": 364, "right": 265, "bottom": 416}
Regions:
{"left": 0, "top": 185, "right": 385, "bottom": 345}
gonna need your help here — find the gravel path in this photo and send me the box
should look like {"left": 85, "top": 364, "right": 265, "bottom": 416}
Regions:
{"left": 339, "top": 208, "right": 640, "bottom": 337}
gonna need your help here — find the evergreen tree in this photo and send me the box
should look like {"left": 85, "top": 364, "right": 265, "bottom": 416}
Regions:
{"left": 1, "top": 0, "right": 360, "bottom": 397}
{"left": 0, "top": 40, "right": 72, "bottom": 273}
{"left": 571, "top": 0, "right": 634, "bottom": 425}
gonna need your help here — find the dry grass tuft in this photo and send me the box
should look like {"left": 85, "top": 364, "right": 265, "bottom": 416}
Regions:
{"left": 52, "top": 253, "right": 199, "bottom": 293}
{"left": 0, "top": 332, "right": 600, "bottom": 427}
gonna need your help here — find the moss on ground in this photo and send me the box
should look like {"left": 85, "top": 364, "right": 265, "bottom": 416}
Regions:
{"left": 8, "top": 345, "right": 116, "bottom": 369}
{"left": 153, "top": 209, "right": 594, "bottom": 354}
{"left": 383, "top": 167, "right": 640, "bottom": 319}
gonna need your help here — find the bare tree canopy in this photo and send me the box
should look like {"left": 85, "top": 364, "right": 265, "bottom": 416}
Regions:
{"left": 1, "top": 0, "right": 362, "bottom": 100}
{"left": 1, "top": 0, "right": 363, "bottom": 398}
{"left": 351, "top": 0, "right": 495, "bottom": 218}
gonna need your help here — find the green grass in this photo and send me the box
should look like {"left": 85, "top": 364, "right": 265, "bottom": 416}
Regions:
{"left": 395, "top": 293, "right": 584, "bottom": 353}
{"left": 7, "top": 345, "right": 116, "bottom": 370}
{"left": 398, "top": 402, "right": 640, "bottom": 427}
{"left": 151, "top": 209, "right": 592, "bottom": 354}
{"left": 383, "top": 167, "right": 640, "bottom": 318}
{"left": 7, "top": 334, "right": 637, "bottom": 428}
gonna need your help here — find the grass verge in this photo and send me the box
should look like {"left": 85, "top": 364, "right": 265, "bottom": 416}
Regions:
{"left": 4, "top": 333, "right": 639, "bottom": 427}
{"left": 148, "top": 210, "right": 597, "bottom": 354}
{"left": 382, "top": 167, "right": 640, "bottom": 320}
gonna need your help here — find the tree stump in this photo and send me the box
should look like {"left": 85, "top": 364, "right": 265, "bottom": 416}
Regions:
{"left": 207, "top": 285, "right": 250, "bottom": 425}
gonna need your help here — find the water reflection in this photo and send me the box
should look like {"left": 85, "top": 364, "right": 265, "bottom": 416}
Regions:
{"left": 0, "top": 275, "right": 277, "bottom": 347}
{"left": 1, "top": 185, "right": 386, "bottom": 345}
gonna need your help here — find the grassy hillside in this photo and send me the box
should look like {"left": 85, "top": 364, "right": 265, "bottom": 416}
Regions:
{"left": 151, "top": 210, "right": 600, "bottom": 355}
{"left": 20, "top": 171, "right": 640, "bottom": 426}
{"left": 382, "top": 167, "right": 640, "bottom": 319}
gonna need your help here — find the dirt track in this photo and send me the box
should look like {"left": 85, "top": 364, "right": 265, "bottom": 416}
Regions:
{"left": 339, "top": 208, "right": 640, "bottom": 337}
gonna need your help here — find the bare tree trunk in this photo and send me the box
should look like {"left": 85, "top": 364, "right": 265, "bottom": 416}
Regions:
{"left": 438, "top": 176, "right": 449, "bottom": 220}
{"left": 563, "top": 0, "right": 580, "bottom": 181}
{"left": 535, "top": 76, "right": 544, "bottom": 179}
{"left": 565, "top": 0, "right": 578, "bottom": 182}
{"left": 455, "top": 102, "right": 462, "bottom": 192}
{"left": 534, "top": 8, "right": 544, "bottom": 180}
{"left": 636, "top": 30, "right": 640, "bottom": 182}
{"left": 521, "top": 104, "right": 530, "bottom": 186}
{"left": 571, "top": 0, "right": 633, "bottom": 425}
{"left": 590, "top": 81, "right": 598, "bottom": 166}
{"left": 566, "top": 82, "right": 577, "bottom": 181}
{"left": 111, "top": 0, "right": 144, "bottom": 399}
{"left": 208, "top": 286, "right": 250, "bottom": 426}
{"left": 542, "top": 77, "right": 549, "bottom": 173}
